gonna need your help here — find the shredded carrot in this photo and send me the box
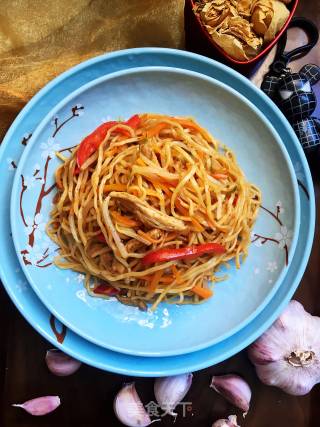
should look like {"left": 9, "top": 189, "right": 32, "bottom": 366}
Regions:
{"left": 136, "top": 158, "right": 146, "bottom": 166}
{"left": 140, "top": 172, "right": 178, "bottom": 187}
{"left": 141, "top": 115, "right": 206, "bottom": 136}
{"left": 168, "top": 179, "right": 179, "bottom": 187}
{"left": 117, "top": 135, "right": 131, "bottom": 142}
{"left": 198, "top": 150, "right": 205, "bottom": 160}
{"left": 162, "top": 276, "right": 175, "bottom": 284}
{"left": 175, "top": 198, "right": 189, "bottom": 216}
{"left": 207, "top": 218, "right": 215, "bottom": 229}
{"left": 110, "top": 211, "right": 139, "bottom": 227}
{"left": 226, "top": 194, "right": 238, "bottom": 207}
{"left": 172, "top": 265, "right": 178, "bottom": 276}
{"left": 144, "top": 176, "right": 171, "bottom": 196}
{"left": 190, "top": 218, "right": 204, "bottom": 232}
{"left": 172, "top": 265, "right": 183, "bottom": 284}
{"left": 55, "top": 171, "right": 63, "bottom": 189}
{"left": 191, "top": 284, "right": 213, "bottom": 299}
{"left": 164, "top": 232, "right": 178, "bottom": 242}
{"left": 211, "top": 173, "right": 228, "bottom": 180}
{"left": 53, "top": 193, "right": 60, "bottom": 204}
{"left": 146, "top": 123, "right": 168, "bottom": 138}
{"left": 56, "top": 180, "right": 62, "bottom": 190}
{"left": 175, "top": 199, "right": 204, "bottom": 232}
{"left": 174, "top": 118, "right": 206, "bottom": 135}
{"left": 128, "top": 187, "right": 140, "bottom": 197}
{"left": 148, "top": 269, "right": 164, "bottom": 292}
{"left": 104, "top": 184, "right": 127, "bottom": 192}
{"left": 105, "top": 148, "right": 118, "bottom": 157}
{"left": 141, "top": 275, "right": 173, "bottom": 284}
{"left": 137, "top": 230, "right": 158, "bottom": 243}
{"left": 149, "top": 173, "right": 178, "bottom": 187}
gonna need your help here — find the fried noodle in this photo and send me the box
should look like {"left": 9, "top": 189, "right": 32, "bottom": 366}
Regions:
{"left": 47, "top": 113, "right": 261, "bottom": 310}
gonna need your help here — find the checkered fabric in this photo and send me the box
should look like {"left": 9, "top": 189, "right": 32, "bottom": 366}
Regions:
{"left": 293, "top": 117, "right": 320, "bottom": 150}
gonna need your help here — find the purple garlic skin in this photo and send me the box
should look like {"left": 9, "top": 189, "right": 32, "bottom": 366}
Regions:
{"left": 114, "top": 383, "right": 153, "bottom": 427}
{"left": 212, "top": 415, "right": 240, "bottom": 427}
{"left": 248, "top": 300, "right": 320, "bottom": 396}
{"left": 12, "top": 396, "right": 61, "bottom": 416}
{"left": 45, "top": 349, "right": 81, "bottom": 376}
{"left": 210, "top": 374, "right": 251, "bottom": 412}
{"left": 154, "top": 373, "right": 193, "bottom": 416}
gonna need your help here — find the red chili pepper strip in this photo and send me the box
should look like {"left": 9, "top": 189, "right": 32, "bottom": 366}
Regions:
{"left": 141, "top": 243, "right": 225, "bottom": 266}
{"left": 93, "top": 284, "right": 119, "bottom": 296}
{"left": 126, "top": 114, "right": 141, "bottom": 128}
{"left": 76, "top": 114, "right": 140, "bottom": 168}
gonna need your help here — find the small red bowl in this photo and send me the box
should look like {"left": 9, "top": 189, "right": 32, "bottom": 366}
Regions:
{"left": 184, "top": 0, "right": 299, "bottom": 75}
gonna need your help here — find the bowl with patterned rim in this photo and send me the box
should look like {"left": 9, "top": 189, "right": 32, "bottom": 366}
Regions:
{"left": 10, "top": 65, "right": 299, "bottom": 357}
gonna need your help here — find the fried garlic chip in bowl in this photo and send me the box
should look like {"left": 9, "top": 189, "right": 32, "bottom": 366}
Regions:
{"left": 195, "top": 0, "right": 290, "bottom": 60}
{"left": 198, "top": 0, "right": 233, "bottom": 28}
{"left": 208, "top": 31, "right": 249, "bottom": 60}
{"left": 224, "top": 16, "right": 262, "bottom": 50}
{"left": 236, "top": 0, "right": 253, "bottom": 18}
{"left": 251, "top": 0, "right": 274, "bottom": 36}
{"left": 264, "top": 0, "right": 290, "bottom": 41}
{"left": 210, "top": 15, "right": 263, "bottom": 60}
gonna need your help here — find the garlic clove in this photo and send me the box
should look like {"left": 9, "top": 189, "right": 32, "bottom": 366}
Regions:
{"left": 114, "top": 383, "right": 156, "bottom": 427}
{"left": 212, "top": 415, "right": 240, "bottom": 427}
{"left": 45, "top": 349, "right": 81, "bottom": 376}
{"left": 248, "top": 300, "right": 320, "bottom": 396}
{"left": 210, "top": 374, "right": 251, "bottom": 412}
{"left": 154, "top": 373, "right": 193, "bottom": 416}
{"left": 12, "top": 396, "right": 61, "bottom": 416}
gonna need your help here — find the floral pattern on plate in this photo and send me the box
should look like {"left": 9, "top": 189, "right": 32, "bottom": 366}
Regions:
{"left": 18, "top": 105, "right": 84, "bottom": 268}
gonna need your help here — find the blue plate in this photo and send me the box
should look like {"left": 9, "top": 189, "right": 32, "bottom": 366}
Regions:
{"left": 0, "top": 48, "right": 314, "bottom": 374}
{"left": 10, "top": 66, "right": 299, "bottom": 357}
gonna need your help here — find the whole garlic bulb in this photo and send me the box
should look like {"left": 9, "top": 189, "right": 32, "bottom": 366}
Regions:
{"left": 248, "top": 300, "right": 320, "bottom": 395}
{"left": 212, "top": 415, "right": 240, "bottom": 427}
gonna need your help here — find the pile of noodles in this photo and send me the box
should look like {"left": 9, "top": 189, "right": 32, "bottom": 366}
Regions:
{"left": 47, "top": 113, "right": 261, "bottom": 310}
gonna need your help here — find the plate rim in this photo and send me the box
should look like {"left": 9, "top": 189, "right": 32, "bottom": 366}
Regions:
{"left": 10, "top": 64, "right": 300, "bottom": 357}
{"left": 0, "top": 47, "right": 315, "bottom": 376}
